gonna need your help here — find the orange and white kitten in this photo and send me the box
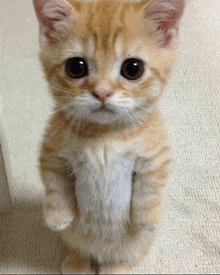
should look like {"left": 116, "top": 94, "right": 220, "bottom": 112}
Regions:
{"left": 33, "top": 0, "right": 185, "bottom": 273}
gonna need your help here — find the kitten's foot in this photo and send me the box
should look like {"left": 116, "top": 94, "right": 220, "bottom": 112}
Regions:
{"left": 44, "top": 205, "right": 74, "bottom": 231}
{"left": 98, "top": 264, "right": 130, "bottom": 274}
{"left": 61, "top": 250, "right": 95, "bottom": 274}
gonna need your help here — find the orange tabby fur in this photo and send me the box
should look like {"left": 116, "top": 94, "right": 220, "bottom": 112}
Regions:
{"left": 33, "top": 0, "right": 184, "bottom": 273}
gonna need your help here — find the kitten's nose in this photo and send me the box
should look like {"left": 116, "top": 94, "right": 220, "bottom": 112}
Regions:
{"left": 92, "top": 83, "right": 114, "bottom": 104}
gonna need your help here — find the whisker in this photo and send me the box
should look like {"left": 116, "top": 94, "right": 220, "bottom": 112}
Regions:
{"left": 53, "top": 101, "right": 74, "bottom": 113}
{"left": 65, "top": 112, "right": 75, "bottom": 135}
{"left": 65, "top": 111, "right": 83, "bottom": 134}
{"left": 50, "top": 85, "right": 74, "bottom": 96}
{"left": 45, "top": 112, "right": 73, "bottom": 143}
{"left": 75, "top": 117, "right": 83, "bottom": 132}
{"left": 51, "top": 85, "right": 89, "bottom": 98}
{"left": 53, "top": 96, "right": 72, "bottom": 99}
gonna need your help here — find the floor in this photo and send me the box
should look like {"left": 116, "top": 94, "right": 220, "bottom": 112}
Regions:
{"left": 0, "top": 0, "right": 220, "bottom": 274}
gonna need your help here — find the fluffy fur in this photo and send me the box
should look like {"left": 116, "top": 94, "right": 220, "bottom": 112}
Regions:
{"left": 33, "top": 0, "right": 185, "bottom": 273}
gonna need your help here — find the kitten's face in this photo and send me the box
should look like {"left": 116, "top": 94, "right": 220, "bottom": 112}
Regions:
{"left": 35, "top": 0, "right": 184, "bottom": 126}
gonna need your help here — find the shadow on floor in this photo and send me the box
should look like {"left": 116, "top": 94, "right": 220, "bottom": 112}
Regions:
{"left": 0, "top": 201, "right": 67, "bottom": 274}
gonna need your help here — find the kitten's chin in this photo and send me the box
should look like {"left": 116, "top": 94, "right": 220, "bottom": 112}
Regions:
{"left": 92, "top": 105, "right": 115, "bottom": 115}
{"left": 63, "top": 105, "right": 115, "bottom": 126}
{"left": 80, "top": 108, "right": 120, "bottom": 125}
{"left": 65, "top": 103, "right": 152, "bottom": 127}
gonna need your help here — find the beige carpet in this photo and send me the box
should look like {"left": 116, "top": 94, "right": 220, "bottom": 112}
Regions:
{"left": 0, "top": 0, "right": 220, "bottom": 273}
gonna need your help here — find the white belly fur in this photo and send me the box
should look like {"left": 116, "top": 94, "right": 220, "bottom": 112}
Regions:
{"left": 75, "top": 154, "right": 134, "bottom": 222}
{"left": 62, "top": 144, "right": 135, "bottom": 223}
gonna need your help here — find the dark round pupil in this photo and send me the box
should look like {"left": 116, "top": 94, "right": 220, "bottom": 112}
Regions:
{"left": 66, "top": 57, "right": 88, "bottom": 78}
{"left": 121, "top": 59, "right": 144, "bottom": 80}
{"left": 127, "top": 61, "right": 139, "bottom": 76}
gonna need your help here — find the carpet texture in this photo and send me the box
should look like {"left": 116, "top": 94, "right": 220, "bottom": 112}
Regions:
{"left": 0, "top": 0, "right": 219, "bottom": 273}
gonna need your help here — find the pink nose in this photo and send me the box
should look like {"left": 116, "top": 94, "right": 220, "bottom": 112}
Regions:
{"left": 92, "top": 87, "right": 114, "bottom": 104}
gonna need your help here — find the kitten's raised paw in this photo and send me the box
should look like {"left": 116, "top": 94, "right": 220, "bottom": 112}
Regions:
{"left": 61, "top": 250, "right": 94, "bottom": 274}
{"left": 44, "top": 207, "right": 74, "bottom": 231}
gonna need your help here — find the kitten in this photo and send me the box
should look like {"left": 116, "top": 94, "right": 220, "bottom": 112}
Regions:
{"left": 33, "top": 0, "right": 185, "bottom": 273}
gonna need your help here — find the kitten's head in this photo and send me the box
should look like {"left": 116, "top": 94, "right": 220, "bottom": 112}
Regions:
{"left": 33, "top": 0, "right": 184, "bottom": 126}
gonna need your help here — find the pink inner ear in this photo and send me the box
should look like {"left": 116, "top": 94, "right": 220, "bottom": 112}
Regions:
{"left": 145, "top": 0, "right": 185, "bottom": 47}
{"left": 157, "top": 10, "right": 181, "bottom": 46}
{"left": 34, "top": 2, "right": 50, "bottom": 40}
{"left": 33, "top": 0, "right": 71, "bottom": 45}
{"left": 33, "top": 0, "right": 45, "bottom": 23}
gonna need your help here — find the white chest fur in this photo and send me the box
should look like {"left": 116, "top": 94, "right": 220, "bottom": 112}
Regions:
{"left": 61, "top": 141, "right": 136, "bottom": 223}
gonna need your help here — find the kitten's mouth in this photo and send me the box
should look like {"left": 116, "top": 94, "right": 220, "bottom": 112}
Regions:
{"left": 92, "top": 105, "right": 114, "bottom": 114}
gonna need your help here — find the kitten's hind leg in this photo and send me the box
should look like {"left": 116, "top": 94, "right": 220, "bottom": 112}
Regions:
{"left": 61, "top": 249, "right": 95, "bottom": 274}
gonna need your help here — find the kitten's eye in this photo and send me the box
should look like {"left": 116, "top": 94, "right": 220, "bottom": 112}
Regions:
{"left": 121, "top": 59, "right": 145, "bottom": 80}
{"left": 65, "top": 57, "right": 88, "bottom": 79}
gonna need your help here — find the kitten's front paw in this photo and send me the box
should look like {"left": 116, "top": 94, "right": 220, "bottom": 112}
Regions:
{"left": 44, "top": 207, "right": 74, "bottom": 231}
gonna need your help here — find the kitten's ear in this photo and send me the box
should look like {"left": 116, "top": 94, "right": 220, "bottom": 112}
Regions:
{"left": 142, "top": 0, "right": 185, "bottom": 47}
{"left": 33, "top": 0, "right": 73, "bottom": 46}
